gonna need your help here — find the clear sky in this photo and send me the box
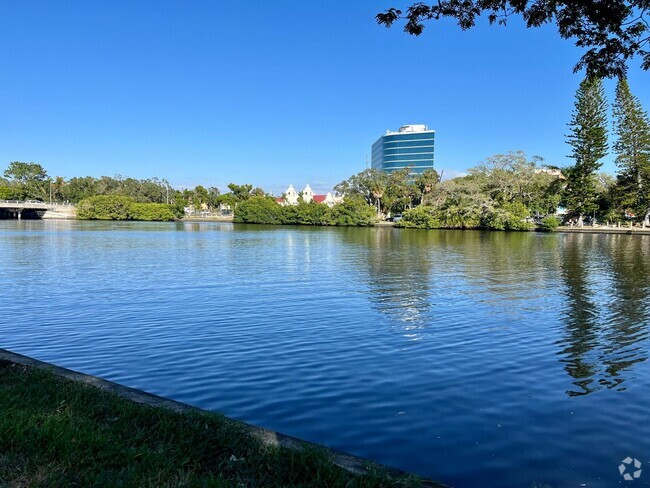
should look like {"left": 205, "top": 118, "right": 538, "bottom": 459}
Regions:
{"left": 1, "top": 1, "right": 648, "bottom": 195}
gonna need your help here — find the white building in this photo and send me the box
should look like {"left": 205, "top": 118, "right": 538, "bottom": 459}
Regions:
{"left": 275, "top": 184, "right": 342, "bottom": 208}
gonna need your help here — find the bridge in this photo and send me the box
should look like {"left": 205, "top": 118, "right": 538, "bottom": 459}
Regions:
{"left": 0, "top": 201, "right": 75, "bottom": 220}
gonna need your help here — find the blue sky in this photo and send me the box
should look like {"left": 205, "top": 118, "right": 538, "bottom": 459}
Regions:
{"left": 1, "top": 1, "right": 648, "bottom": 195}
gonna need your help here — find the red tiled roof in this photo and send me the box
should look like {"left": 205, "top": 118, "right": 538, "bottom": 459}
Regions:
{"left": 275, "top": 197, "right": 285, "bottom": 204}
{"left": 312, "top": 195, "right": 327, "bottom": 203}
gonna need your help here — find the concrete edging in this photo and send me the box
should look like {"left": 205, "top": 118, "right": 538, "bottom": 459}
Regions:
{"left": 0, "top": 348, "right": 447, "bottom": 487}
{"left": 555, "top": 227, "right": 650, "bottom": 235}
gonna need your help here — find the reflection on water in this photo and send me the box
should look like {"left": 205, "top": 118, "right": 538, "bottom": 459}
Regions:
{"left": 1, "top": 221, "right": 650, "bottom": 487}
{"left": 337, "top": 228, "right": 435, "bottom": 340}
{"left": 558, "top": 233, "right": 650, "bottom": 396}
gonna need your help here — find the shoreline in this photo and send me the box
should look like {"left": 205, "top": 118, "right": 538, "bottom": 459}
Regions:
{"left": 6, "top": 218, "right": 650, "bottom": 235}
{"left": 0, "top": 348, "right": 446, "bottom": 487}
{"left": 554, "top": 226, "right": 650, "bottom": 235}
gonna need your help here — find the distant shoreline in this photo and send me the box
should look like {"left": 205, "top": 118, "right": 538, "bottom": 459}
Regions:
{"left": 9, "top": 218, "right": 650, "bottom": 235}
{"left": 181, "top": 215, "right": 234, "bottom": 222}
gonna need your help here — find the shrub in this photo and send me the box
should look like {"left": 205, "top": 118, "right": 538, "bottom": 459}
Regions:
{"left": 482, "top": 202, "right": 533, "bottom": 231}
{"left": 540, "top": 215, "right": 560, "bottom": 231}
{"left": 280, "top": 204, "right": 301, "bottom": 225}
{"left": 328, "top": 198, "right": 377, "bottom": 226}
{"left": 234, "top": 196, "right": 284, "bottom": 224}
{"left": 399, "top": 206, "right": 441, "bottom": 228}
{"left": 77, "top": 195, "right": 177, "bottom": 221}
{"left": 295, "top": 201, "right": 331, "bottom": 225}
{"left": 130, "top": 203, "right": 176, "bottom": 221}
{"left": 77, "top": 195, "right": 133, "bottom": 220}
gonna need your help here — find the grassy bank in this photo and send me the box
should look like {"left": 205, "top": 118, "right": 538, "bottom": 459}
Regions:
{"left": 0, "top": 360, "right": 428, "bottom": 487}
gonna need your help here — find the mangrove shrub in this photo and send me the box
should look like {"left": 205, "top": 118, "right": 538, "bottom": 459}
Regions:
{"left": 77, "top": 195, "right": 177, "bottom": 221}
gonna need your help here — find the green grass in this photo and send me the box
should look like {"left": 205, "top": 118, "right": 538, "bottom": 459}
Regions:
{"left": 0, "top": 360, "right": 426, "bottom": 487}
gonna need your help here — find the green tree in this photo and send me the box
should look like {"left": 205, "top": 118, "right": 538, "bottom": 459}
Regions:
{"left": 328, "top": 197, "right": 377, "bottom": 226}
{"left": 50, "top": 176, "right": 66, "bottom": 203}
{"left": 385, "top": 168, "right": 417, "bottom": 214}
{"left": 414, "top": 169, "right": 440, "bottom": 206}
{"left": 563, "top": 77, "right": 608, "bottom": 223}
{"left": 612, "top": 78, "right": 650, "bottom": 224}
{"left": 193, "top": 185, "right": 209, "bottom": 208}
{"left": 227, "top": 183, "right": 254, "bottom": 203}
{"left": 377, "top": 1, "right": 650, "bottom": 78}
{"left": 215, "top": 193, "right": 237, "bottom": 210}
{"left": 468, "top": 151, "right": 561, "bottom": 214}
{"left": 3, "top": 161, "right": 49, "bottom": 200}
{"left": 206, "top": 187, "right": 221, "bottom": 208}
{"left": 334, "top": 169, "right": 388, "bottom": 217}
{"left": 0, "top": 186, "right": 20, "bottom": 200}
{"left": 61, "top": 176, "right": 98, "bottom": 203}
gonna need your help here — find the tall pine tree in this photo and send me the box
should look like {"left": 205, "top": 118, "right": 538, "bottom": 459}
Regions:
{"left": 612, "top": 78, "right": 650, "bottom": 224}
{"left": 564, "top": 77, "right": 608, "bottom": 224}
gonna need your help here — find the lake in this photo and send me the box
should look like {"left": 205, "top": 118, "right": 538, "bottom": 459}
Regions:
{"left": 1, "top": 220, "right": 649, "bottom": 487}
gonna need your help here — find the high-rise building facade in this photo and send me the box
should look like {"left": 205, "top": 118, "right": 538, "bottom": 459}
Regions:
{"left": 371, "top": 124, "right": 435, "bottom": 174}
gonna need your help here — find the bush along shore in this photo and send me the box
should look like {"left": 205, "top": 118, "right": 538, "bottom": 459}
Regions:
{"left": 77, "top": 195, "right": 181, "bottom": 221}
{"left": 0, "top": 357, "right": 435, "bottom": 488}
{"left": 234, "top": 196, "right": 377, "bottom": 227}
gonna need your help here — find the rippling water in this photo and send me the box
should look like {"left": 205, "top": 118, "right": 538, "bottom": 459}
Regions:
{"left": 1, "top": 220, "right": 649, "bottom": 487}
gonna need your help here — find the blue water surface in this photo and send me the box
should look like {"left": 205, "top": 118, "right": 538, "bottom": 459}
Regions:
{"left": 1, "top": 220, "right": 649, "bottom": 487}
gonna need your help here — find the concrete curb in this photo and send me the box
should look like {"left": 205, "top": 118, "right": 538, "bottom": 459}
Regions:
{"left": 556, "top": 227, "right": 650, "bottom": 235}
{"left": 0, "top": 349, "right": 448, "bottom": 487}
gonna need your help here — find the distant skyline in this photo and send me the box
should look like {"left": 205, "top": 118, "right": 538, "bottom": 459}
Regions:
{"left": 1, "top": 1, "right": 648, "bottom": 195}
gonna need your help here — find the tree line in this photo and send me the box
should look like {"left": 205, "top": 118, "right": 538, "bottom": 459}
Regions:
{"left": 0, "top": 167, "right": 268, "bottom": 221}
{"left": 382, "top": 77, "right": 648, "bottom": 230}
{"left": 233, "top": 76, "right": 649, "bottom": 230}
{"left": 2, "top": 77, "right": 648, "bottom": 227}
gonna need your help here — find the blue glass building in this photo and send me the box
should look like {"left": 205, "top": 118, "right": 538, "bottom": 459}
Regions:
{"left": 371, "top": 125, "right": 435, "bottom": 174}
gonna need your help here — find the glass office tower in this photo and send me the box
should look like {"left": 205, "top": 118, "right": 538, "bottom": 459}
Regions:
{"left": 371, "top": 125, "right": 435, "bottom": 174}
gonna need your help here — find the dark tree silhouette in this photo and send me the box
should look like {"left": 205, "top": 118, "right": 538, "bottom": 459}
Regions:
{"left": 376, "top": 1, "right": 650, "bottom": 78}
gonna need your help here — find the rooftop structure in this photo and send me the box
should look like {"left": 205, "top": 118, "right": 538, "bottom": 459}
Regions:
{"left": 275, "top": 185, "right": 342, "bottom": 208}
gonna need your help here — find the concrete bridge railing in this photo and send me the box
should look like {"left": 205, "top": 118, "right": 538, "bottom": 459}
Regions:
{"left": 0, "top": 201, "right": 76, "bottom": 220}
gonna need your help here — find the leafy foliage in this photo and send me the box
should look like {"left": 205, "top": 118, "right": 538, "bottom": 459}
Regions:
{"left": 376, "top": 1, "right": 650, "bottom": 78}
{"left": 398, "top": 152, "right": 560, "bottom": 230}
{"left": 0, "top": 186, "right": 21, "bottom": 200}
{"left": 334, "top": 168, "right": 440, "bottom": 217}
{"left": 233, "top": 196, "right": 284, "bottom": 224}
{"left": 77, "top": 195, "right": 134, "bottom": 220}
{"left": 3, "top": 162, "right": 49, "bottom": 200}
{"left": 59, "top": 176, "right": 173, "bottom": 204}
{"left": 233, "top": 196, "right": 377, "bottom": 227}
{"left": 540, "top": 215, "right": 561, "bottom": 231}
{"left": 129, "top": 203, "right": 178, "bottom": 221}
{"left": 77, "top": 196, "right": 177, "bottom": 221}
{"left": 328, "top": 197, "right": 377, "bottom": 226}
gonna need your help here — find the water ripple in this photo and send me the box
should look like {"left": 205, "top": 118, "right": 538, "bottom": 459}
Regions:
{"left": 1, "top": 222, "right": 650, "bottom": 487}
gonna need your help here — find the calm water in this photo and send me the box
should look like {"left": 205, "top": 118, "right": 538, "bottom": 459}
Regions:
{"left": 1, "top": 220, "right": 649, "bottom": 487}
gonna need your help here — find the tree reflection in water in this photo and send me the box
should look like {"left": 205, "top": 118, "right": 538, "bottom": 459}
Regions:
{"left": 339, "top": 227, "right": 650, "bottom": 397}
{"left": 558, "top": 233, "right": 650, "bottom": 396}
